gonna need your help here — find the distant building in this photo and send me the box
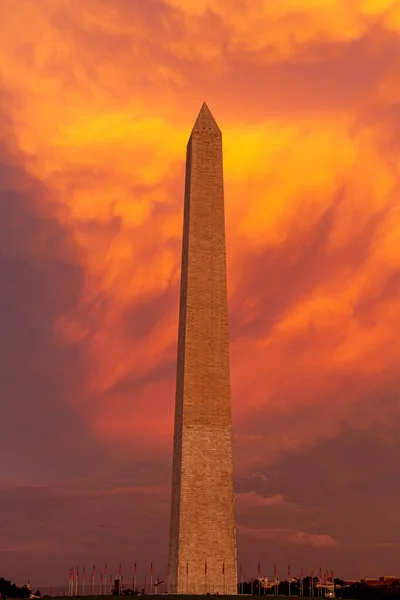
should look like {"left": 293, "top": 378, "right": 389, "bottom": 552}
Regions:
{"left": 362, "top": 577, "right": 400, "bottom": 587}
{"left": 257, "top": 579, "right": 278, "bottom": 589}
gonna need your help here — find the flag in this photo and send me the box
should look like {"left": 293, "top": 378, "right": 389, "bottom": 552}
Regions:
{"left": 134, "top": 563, "right": 137, "bottom": 576}
{"left": 186, "top": 561, "right": 189, "bottom": 575}
{"left": 222, "top": 561, "right": 225, "bottom": 575}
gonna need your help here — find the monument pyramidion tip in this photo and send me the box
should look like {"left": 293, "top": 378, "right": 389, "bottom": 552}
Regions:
{"left": 191, "top": 101, "right": 221, "bottom": 136}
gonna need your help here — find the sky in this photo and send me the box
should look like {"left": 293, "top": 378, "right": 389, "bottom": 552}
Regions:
{"left": 1, "top": 0, "right": 400, "bottom": 589}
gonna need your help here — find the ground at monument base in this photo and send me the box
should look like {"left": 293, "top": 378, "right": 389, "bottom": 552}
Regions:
{"left": 57, "top": 596, "right": 246, "bottom": 600}
{"left": 52, "top": 594, "right": 322, "bottom": 600}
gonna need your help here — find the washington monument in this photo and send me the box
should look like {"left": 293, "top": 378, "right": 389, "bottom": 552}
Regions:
{"left": 168, "top": 103, "right": 237, "bottom": 595}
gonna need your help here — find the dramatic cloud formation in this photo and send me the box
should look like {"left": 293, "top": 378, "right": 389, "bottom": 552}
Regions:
{"left": 1, "top": 0, "right": 399, "bottom": 588}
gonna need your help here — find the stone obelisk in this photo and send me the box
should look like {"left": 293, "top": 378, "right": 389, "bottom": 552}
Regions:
{"left": 168, "top": 103, "right": 237, "bottom": 595}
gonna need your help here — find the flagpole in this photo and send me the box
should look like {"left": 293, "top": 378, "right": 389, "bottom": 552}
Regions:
{"left": 319, "top": 567, "right": 322, "bottom": 599}
{"left": 134, "top": 563, "right": 137, "bottom": 595}
{"left": 300, "top": 567, "right": 303, "bottom": 597}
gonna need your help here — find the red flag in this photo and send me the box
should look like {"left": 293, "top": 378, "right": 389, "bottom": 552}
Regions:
{"left": 134, "top": 563, "right": 137, "bottom": 576}
{"left": 150, "top": 562, "right": 153, "bottom": 575}
{"left": 222, "top": 561, "right": 225, "bottom": 575}
{"left": 186, "top": 561, "right": 189, "bottom": 575}
{"left": 76, "top": 566, "right": 79, "bottom": 583}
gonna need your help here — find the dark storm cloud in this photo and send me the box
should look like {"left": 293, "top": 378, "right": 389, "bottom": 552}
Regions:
{"left": 0, "top": 477, "right": 170, "bottom": 586}
{"left": 0, "top": 145, "right": 105, "bottom": 480}
{"left": 234, "top": 425, "right": 400, "bottom": 578}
